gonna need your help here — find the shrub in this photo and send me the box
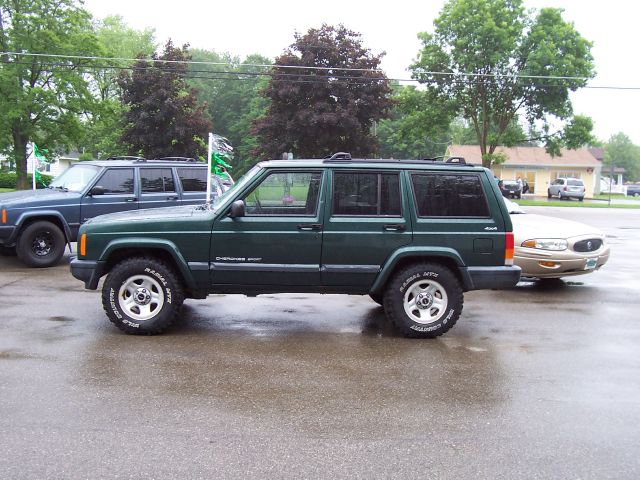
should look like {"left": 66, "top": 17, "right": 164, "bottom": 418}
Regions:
{"left": 0, "top": 172, "right": 53, "bottom": 189}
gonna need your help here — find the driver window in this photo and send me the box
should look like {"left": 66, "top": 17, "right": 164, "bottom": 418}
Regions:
{"left": 244, "top": 171, "right": 322, "bottom": 216}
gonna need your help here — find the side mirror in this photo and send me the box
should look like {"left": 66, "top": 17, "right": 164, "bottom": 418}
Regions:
{"left": 90, "top": 186, "right": 107, "bottom": 196}
{"left": 228, "top": 200, "right": 245, "bottom": 218}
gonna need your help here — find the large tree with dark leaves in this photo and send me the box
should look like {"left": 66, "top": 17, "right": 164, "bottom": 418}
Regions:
{"left": 253, "top": 24, "right": 394, "bottom": 159}
{"left": 118, "top": 40, "right": 211, "bottom": 159}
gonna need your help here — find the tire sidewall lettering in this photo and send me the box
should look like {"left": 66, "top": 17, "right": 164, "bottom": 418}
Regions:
{"left": 400, "top": 271, "right": 438, "bottom": 293}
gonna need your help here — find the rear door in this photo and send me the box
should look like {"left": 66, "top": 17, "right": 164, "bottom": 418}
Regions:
{"left": 138, "top": 167, "right": 180, "bottom": 210}
{"left": 321, "top": 169, "right": 412, "bottom": 288}
{"left": 80, "top": 167, "right": 137, "bottom": 223}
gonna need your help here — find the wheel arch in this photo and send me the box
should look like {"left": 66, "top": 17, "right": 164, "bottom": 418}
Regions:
{"left": 16, "top": 211, "right": 72, "bottom": 244}
{"left": 370, "top": 248, "right": 471, "bottom": 296}
{"left": 99, "top": 239, "right": 198, "bottom": 291}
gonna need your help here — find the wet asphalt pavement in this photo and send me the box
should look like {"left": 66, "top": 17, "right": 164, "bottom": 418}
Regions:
{"left": 1, "top": 207, "right": 639, "bottom": 479}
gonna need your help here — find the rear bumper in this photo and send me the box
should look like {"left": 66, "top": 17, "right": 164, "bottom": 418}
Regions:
{"left": 70, "top": 257, "right": 107, "bottom": 290}
{"left": 462, "top": 265, "right": 522, "bottom": 291}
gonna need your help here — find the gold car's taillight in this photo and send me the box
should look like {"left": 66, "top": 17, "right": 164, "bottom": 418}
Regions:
{"left": 505, "top": 232, "right": 514, "bottom": 266}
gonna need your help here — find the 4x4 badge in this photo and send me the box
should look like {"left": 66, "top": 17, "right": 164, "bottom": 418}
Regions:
{"left": 484, "top": 226, "right": 497, "bottom": 231}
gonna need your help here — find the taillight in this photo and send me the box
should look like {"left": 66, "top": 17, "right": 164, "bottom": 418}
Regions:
{"left": 79, "top": 233, "right": 87, "bottom": 257}
{"left": 505, "top": 232, "right": 514, "bottom": 265}
{"left": 563, "top": 186, "right": 568, "bottom": 191}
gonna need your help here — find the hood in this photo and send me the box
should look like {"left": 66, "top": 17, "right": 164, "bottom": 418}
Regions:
{"left": 510, "top": 213, "right": 604, "bottom": 241}
{"left": 0, "top": 188, "right": 81, "bottom": 208}
{"left": 85, "top": 204, "right": 208, "bottom": 226}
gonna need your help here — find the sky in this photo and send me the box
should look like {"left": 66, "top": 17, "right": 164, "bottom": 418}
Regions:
{"left": 83, "top": 0, "right": 640, "bottom": 144}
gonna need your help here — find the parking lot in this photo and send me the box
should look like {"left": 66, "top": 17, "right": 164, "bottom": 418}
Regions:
{"left": 1, "top": 206, "right": 639, "bottom": 478}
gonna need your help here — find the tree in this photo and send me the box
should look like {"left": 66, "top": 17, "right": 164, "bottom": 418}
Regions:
{"left": 253, "top": 24, "right": 395, "bottom": 159}
{"left": 117, "top": 40, "right": 211, "bottom": 159}
{"left": 411, "top": 0, "right": 595, "bottom": 167}
{"left": 80, "top": 15, "right": 156, "bottom": 159}
{"left": 188, "top": 50, "right": 271, "bottom": 174}
{"left": 0, "top": 0, "right": 99, "bottom": 189}
{"left": 605, "top": 133, "right": 640, "bottom": 182}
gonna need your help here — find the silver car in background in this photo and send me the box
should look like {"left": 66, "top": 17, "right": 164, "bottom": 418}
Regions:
{"left": 547, "top": 177, "right": 585, "bottom": 201}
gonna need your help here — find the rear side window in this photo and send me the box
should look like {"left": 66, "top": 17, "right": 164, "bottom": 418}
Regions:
{"left": 332, "top": 172, "right": 401, "bottom": 216}
{"left": 140, "top": 168, "right": 175, "bottom": 193}
{"left": 178, "top": 168, "right": 207, "bottom": 192}
{"left": 411, "top": 174, "right": 489, "bottom": 217}
{"left": 95, "top": 168, "right": 134, "bottom": 194}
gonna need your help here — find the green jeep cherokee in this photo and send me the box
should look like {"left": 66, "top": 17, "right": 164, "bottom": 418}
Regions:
{"left": 70, "top": 154, "right": 520, "bottom": 338}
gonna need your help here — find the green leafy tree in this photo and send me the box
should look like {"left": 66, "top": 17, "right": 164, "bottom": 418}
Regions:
{"left": 80, "top": 15, "right": 156, "bottom": 159}
{"left": 188, "top": 50, "right": 271, "bottom": 174}
{"left": 605, "top": 133, "right": 640, "bottom": 182}
{"left": 377, "top": 84, "right": 455, "bottom": 159}
{"left": 0, "top": 0, "right": 99, "bottom": 189}
{"left": 253, "top": 24, "right": 395, "bottom": 159}
{"left": 117, "top": 40, "right": 211, "bottom": 159}
{"left": 411, "top": 0, "right": 595, "bottom": 167}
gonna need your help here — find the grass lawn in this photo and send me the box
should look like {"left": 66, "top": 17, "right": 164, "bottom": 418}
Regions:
{"left": 517, "top": 199, "right": 640, "bottom": 209}
{"left": 0, "top": 188, "right": 15, "bottom": 193}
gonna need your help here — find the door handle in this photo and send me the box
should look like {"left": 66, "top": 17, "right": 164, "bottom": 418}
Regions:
{"left": 298, "top": 224, "right": 322, "bottom": 231}
{"left": 383, "top": 223, "right": 406, "bottom": 232}
{"left": 167, "top": 196, "right": 178, "bottom": 200}
{"left": 125, "top": 198, "right": 137, "bottom": 202}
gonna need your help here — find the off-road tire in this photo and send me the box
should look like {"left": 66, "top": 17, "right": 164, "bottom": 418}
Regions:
{"left": 16, "top": 220, "right": 65, "bottom": 267}
{"left": 102, "top": 257, "right": 184, "bottom": 335}
{"left": 383, "top": 263, "right": 463, "bottom": 338}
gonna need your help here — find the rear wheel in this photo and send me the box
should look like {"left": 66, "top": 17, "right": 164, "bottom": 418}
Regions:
{"left": 16, "top": 220, "right": 66, "bottom": 267}
{"left": 383, "top": 263, "right": 463, "bottom": 338}
{"left": 102, "top": 257, "right": 184, "bottom": 335}
{"left": 547, "top": 189, "right": 552, "bottom": 199}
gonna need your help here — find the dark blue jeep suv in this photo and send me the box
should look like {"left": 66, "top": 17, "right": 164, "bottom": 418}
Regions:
{"left": 0, "top": 158, "right": 217, "bottom": 267}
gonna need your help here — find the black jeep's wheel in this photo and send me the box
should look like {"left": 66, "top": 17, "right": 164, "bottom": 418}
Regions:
{"left": 102, "top": 257, "right": 184, "bottom": 335}
{"left": 383, "top": 263, "right": 463, "bottom": 338}
{"left": 16, "top": 220, "right": 65, "bottom": 267}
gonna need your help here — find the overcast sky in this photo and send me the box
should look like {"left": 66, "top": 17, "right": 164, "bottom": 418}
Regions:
{"left": 83, "top": 0, "right": 640, "bottom": 144}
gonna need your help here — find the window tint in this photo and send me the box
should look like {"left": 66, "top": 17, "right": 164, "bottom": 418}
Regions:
{"left": 96, "top": 168, "right": 134, "bottom": 194}
{"left": 244, "top": 171, "right": 322, "bottom": 216}
{"left": 178, "top": 168, "right": 208, "bottom": 192}
{"left": 141, "top": 168, "right": 175, "bottom": 193}
{"left": 332, "top": 172, "right": 401, "bottom": 216}
{"left": 411, "top": 174, "right": 489, "bottom": 217}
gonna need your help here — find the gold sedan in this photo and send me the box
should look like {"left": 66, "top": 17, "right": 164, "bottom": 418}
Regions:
{"left": 505, "top": 199, "right": 610, "bottom": 279}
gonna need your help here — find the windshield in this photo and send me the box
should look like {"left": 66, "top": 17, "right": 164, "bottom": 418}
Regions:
{"left": 211, "top": 164, "right": 262, "bottom": 209}
{"left": 49, "top": 164, "right": 101, "bottom": 192}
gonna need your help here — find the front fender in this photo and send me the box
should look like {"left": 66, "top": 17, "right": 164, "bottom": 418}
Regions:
{"left": 99, "top": 237, "right": 197, "bottom": 290}
{"left": 16, "top": 210, "right": 73, "bottom": 244}
{"left": 370, "top": 247, "right": 471, "bottom": 295}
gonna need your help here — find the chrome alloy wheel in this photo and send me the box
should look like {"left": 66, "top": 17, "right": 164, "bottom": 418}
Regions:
{"left": 118, "top": 274, "right": 165, "bottom": 321}
{"left": 403, "top": 279, "right": 449, "bottom": 324}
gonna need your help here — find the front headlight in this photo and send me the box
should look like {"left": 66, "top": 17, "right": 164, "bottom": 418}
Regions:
{"left": 521, "top": 238, "right": 568, "bottom": 251}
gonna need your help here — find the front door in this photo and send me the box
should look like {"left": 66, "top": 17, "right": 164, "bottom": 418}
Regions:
{"left": 210, "top": 170, "right": 324, "bottom": 287}
{"left": 80, "top": 168, "right": 137, "bottom": 223}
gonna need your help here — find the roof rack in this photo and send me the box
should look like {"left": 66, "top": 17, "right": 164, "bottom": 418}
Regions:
{"left": 153, "top": 157, "right": 198, "bottom": 162}
{"left": 105, "top": 156, "right": 146, "bottom": 161}
{"left": 323, "top": 153, "right": 471, "bottom": 166}
{"left": 323, "top": 152, "right": 352, "bottom": 162}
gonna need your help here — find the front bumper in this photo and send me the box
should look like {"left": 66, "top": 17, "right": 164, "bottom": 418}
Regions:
{"left": 462, "top": 265, "right": 522, "bottom": 291}
{"left": 0, "top": 225, "right": 17, "bottom": 247}
{"left": 515, "top": 246, "right": 610, "bottom": 278}
{"left": 70, "top": 257, "right": 107, "bottom": 289}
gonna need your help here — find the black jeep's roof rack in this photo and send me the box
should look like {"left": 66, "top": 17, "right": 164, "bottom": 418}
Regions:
{"left": 105, "top": 156, "right": 146, "bottom": 161}
{"left": 153, "top": 157, "right": 198, "bottom": 162}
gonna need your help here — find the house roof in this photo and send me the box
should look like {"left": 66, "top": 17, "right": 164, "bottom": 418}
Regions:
{"left": 448, "top": 145, "right": 600, "bottom": 168}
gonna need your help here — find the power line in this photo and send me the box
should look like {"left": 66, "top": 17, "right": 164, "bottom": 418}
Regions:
{"left": 3, "top": 51, "right": 640, "bottom": 90}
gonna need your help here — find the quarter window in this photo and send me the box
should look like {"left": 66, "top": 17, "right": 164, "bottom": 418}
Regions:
{"left": 140, "top": 168, "right": 175, "bottom": 193}
{"left": 95, "top": 168, "right": 134, "bottom": 194}
{"left": 178, "top": 168, "right": 208, "bottom": 192}
{"left": 244, "top": 171, "right": 322, "bottom": 216}
{"left": 332, "top": 172, "right": 401, "bottom": 216}
{"left": 411, "top": 174, "right": 489, "bottom": 217}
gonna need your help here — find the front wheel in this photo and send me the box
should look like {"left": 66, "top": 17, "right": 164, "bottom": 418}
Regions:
{"left": 383, "top": 263, "right": 463, "bottom": 338}
{"left": 16, "top": 220, "right": 65, "bottom": 267}
{"left": 102, "top": 257, "right": 184, "bottom": 335}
